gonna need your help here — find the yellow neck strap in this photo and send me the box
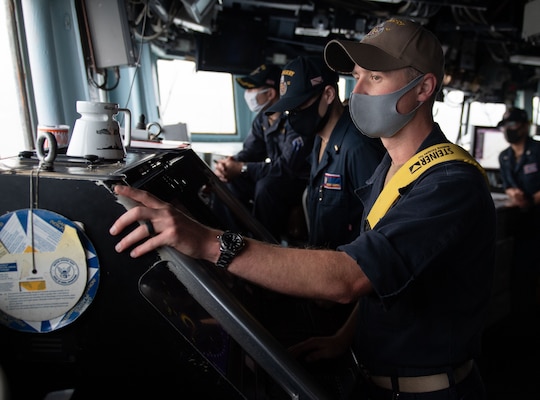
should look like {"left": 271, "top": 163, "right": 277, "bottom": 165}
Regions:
{"left": 366, "top": 143, "right": 486, "bottom": 229}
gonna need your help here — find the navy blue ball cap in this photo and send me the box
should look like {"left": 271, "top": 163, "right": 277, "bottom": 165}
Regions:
{"left": 236, "top": 63, "right": 282, "bottom": 91}
{"left": 497, "top": 107, "right": 529, "bottom": 127}
{"left": 265, "top": 56, "right": 339, "bottom": 114}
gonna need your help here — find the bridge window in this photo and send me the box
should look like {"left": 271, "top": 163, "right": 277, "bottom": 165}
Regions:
{"left": 0, "top": 4, "right": 26, "bottom": 158}
{"left": 157, "top": 59, "right": 236, "bottom": 135}
{"left": 434, "top": 90, "right": 506, "bottom": 149}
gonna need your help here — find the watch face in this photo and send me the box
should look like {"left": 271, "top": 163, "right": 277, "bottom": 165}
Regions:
{"left": 221, "top": 231, "right": 245, "bottom": 252}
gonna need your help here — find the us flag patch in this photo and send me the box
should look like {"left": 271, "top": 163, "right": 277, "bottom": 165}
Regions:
{"left": 524, "top": 163, "right": 538, "bottom": 174}
{"left": 323, "top": 173, "right": 342, "bottom": 190}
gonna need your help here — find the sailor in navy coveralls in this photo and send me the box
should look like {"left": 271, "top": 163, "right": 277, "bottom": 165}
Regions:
{"left": 498, "top": 107, "right": 540, "bottom": 324}
{"left": 307, "top": 107, "right": 384, "bottom": 249}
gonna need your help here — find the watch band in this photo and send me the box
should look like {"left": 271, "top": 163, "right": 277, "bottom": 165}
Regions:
{"left": 216, "top": 251, "right": 235, "bottom": 269}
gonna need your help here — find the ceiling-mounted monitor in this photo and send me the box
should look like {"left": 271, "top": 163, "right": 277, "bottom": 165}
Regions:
{"left": 80, "top": 0, "right": 137, "bottom": 68}
{"left": 195, "top": 11, "right": 267, "bottom": 74}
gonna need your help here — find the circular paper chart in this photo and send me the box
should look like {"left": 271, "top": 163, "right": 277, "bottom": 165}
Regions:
{"left": 0, "top": 209, "right": 100, "bottom": 333}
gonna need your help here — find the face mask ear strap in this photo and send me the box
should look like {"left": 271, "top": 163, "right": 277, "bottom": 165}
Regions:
{"left": 402, "top": 74, "right": 426, "bottom": 94}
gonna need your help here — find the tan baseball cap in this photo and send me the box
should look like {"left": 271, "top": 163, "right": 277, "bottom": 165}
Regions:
{"left": 324, "top": 18, "right": 444, "bottom": 86}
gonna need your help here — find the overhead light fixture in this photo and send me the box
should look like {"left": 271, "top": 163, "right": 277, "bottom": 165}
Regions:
{"left": 181, "top": 0, "right": 217, "bottom": 24}
{"left": 173, "top": 0, "right": 219, "bottom": 35}
{"left": 509, "top": 55, "right": 540, "bottom": 66}
{"left": 294, "top": 27, "right": 330, "bottom": 37}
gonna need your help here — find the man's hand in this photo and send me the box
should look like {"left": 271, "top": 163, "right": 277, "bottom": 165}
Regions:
{"left": 505, "top": 187, "right": 531, "bottom": 208}
{"left": 213, "top": 156, "right": 243, "bottom": 182}
{"left": 109, "top": 185, "right": 219, "bottom": 260}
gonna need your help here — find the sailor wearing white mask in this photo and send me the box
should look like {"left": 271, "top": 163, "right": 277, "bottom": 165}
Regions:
{"left": 243, "top": 87, "right": 271, "bottom": 113}
{"left": 214, "top": 63, "right": 314, "bottom": 241}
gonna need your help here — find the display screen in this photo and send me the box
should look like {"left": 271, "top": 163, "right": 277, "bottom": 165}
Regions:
{"left": 471, "top": 126, "right": 509, "bottom": 170}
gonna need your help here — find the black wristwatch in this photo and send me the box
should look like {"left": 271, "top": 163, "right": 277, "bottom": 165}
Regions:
{"left": 216, "top": 231, "right": 246, "bottom": 269}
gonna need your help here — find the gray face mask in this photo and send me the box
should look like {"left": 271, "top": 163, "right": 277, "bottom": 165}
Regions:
{"left": 348, "top": 74, "right": 425, "bottom": 138}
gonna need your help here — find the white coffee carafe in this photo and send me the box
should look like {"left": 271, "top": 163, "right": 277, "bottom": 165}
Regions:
{"left": 67, "top": 101, "right": 131, "bottom": 160}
